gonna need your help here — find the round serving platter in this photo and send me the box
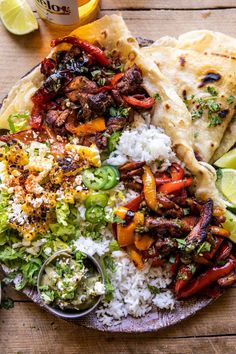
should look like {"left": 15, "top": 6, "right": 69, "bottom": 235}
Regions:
{"left": 0, "top": 37, "right": 224, "bottom": 332}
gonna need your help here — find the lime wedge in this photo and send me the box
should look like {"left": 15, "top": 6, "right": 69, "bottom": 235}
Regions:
{"left": 0, "top": 0, "right": 38, "bottom": 35}
{"left": 223, "top": 210, "right": 236, "bottom": 243}
{"left": 214, "top": 148, "right": 236, "bottom": 169}
{"left": 216, "top": 168, "right": 236, "bottom": 207}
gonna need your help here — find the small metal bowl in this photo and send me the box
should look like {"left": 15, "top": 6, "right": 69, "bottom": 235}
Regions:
{"left": 37, "top": 249, "right": 105, "bottom": 319}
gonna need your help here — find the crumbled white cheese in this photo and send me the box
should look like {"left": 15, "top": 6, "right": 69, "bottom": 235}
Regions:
{"left": 7, "top": 200, "right": 28, "bottom": 226}
{"left": 94, "top": 281, "right": 105, "bottom": 295}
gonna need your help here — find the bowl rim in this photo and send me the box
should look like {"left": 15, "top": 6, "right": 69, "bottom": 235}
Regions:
{"left": 37, "top": 249, "right": 105, "bottom": 319}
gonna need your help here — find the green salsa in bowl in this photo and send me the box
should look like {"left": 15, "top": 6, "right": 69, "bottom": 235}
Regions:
{"left": 37, "top": 249, "right": 105, "bottom": 319}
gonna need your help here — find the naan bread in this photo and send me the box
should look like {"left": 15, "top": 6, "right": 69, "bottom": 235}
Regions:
{"left": 142, "top": 31, "right": 236, "bottom": 163}
{"left": 177, "top": 30, "right": 236, "bottom": 162}
{"left": 0, "top": 15, "right": 222, "bottom": 205}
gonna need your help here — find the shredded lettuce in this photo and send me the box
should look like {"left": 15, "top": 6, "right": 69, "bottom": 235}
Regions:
{"left": 55, "top": 202, "right": 70, "bottom": 226}
{"left": 7, "top": 112, "right": 29, "bottom": 133}
{"left": 49, "top": 223, "right": 76, "bottom": 240}
{"left": 0, "top": 192, "right": 10, "bottom": 236}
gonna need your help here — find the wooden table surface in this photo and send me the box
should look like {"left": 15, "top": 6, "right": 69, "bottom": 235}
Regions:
{"left": 1, "top": 1, "right": 236, "bottom": 353}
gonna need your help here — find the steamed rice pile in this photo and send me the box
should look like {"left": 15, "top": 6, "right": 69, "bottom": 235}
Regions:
{"left": 107, "top": 123, "right": 176, "bottom": 168}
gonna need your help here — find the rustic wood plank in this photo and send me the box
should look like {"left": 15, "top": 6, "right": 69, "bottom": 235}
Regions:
{"left": 101, "top": 0, "right": 236, "bottom": 10}
{"left": 28, "top": 0, "right": 236, "bottom": 11}
{"left": 1, "top": 288, "right": 236, "bottom": 338}
{"left": 2, "top": 8, "right": 236, "bottom": 102}
{"left": 105, "top": 9, "right": 236, "bottom": 40}
{"left": 1, "top": 300, "right": 236, "bottom": 354}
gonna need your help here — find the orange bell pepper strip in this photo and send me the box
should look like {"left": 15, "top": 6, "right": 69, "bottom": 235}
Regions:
{"left": 142, "top": 165, "right": 158, "bottom": 211}
{"left": 127, "top": 245, "right": 144, "bottom": 269}
{"left": 65, "top": 117, "right": 106, "bottom": 136}
{"left": 111, "top": 73, "right": 124, "bottom": 86}
{"left": 134, "top": 234, "right": 154, "bottom": 251}
{"left": 116, "top": 212, "right": 144, "bottom": 248}
{"left": 115, "top": 206, "right": 128, "bottom": 220}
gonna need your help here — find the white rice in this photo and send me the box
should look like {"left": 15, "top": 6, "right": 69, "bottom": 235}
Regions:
{"left": 107, "top": 123, "right": 176, "bottom": 167}
{"left": 96, "top": 250, "right": 175, "bottom": 326}
{"left": 74, "top": 235, "right": 111, "bottom": 257}
{"left": 74, "top": 231, "right": 175, "bottom": 326}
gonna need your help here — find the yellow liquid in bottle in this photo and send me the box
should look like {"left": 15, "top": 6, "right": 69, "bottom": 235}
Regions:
{"left": 78, "top": 0, "right": 100, "bottom": 26}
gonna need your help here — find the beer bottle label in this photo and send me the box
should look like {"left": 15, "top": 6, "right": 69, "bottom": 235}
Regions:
{"left": 35, "top": 0, "right": 79, "bottom": 25}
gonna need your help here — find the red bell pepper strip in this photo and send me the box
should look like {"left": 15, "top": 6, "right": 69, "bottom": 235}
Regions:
{"left": 124, "top": 194, "right": 142, "bottom": 212}
{"left": 111, "top": 73, "right": 124, "bottom": 86}
{"left": 170, "top": 254, "right": 180, "bottom": 274}
{"left": 200, "top": 284, "right": 222, "bottom": 299}
{"left": 203, "top": 237, "right": 224, "bottom": 260}
{"left": 170, "top": 163, "right": 185, "bottom": 181}
{"left": 155, "top": 172, "right": 172, "bottom": 185}
{"left": 158, "top": 178, "right": 193, "bottom": 194}
{"left": 155, "top": 178, "right": 173, "bottom": 185}
{"left": 177, "top": 258, "right": 235, "bottom": 299}
{"left": 216, "top": 241, "right": 232, "bottom": 262}
{"left": 50, "top": 36, "right": 110, "bottom": 67}
{"left": 175, "top": 264, "right": 196, "bottom": 294}
{"left": 96, "top": 85, "right": 113, "bottom": 93}
{"left": 123, "top": 96, "right": 156, "bottom": 109}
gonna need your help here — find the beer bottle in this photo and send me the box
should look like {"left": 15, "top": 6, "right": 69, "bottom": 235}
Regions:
{"left": 34, "top": 0, "right": 100, "bottom": 26}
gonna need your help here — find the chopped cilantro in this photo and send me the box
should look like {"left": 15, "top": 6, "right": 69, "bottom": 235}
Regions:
{"left": 208, "top": 114, "right": 222, "bottom": 127}
{"left": 207, "top": 100, "right": 220, "bottom": 112}
{"left": 97, "top": 77, "right": 106, "bottom": 86}
{"left": 183, "top": 208, "right": 190, "bottom": 216}
{"left": 218, "top": 260, "right": 227, "bottom": 266}
{"left": 1, "top": 297, "right": 14, "bottom": 310}
{"left": 207, "top": 86, "right": 218, "bottom": 96}
{"left": 148, "top": 284, "right": 160, "bottom": 294}
{"left": 109, "top": 106, "right": 130, "bottom": 118}
{"left": 91, "top": 69, "right": 101, "bottom": 78}
{"left": 191, "top": 108, "right": 204, "bottom": 120}
{"left": 175, "top": 238, "right": 186, "bottom": 249}
{"left": 114, "top": 62, "right": 125, "bottom": 72}
{"left": 169, "top": 255, "right": 175, "bottom": 264}
{"left": 188, "top": 264, "right": 197, "bottom": 274}
{"left": 109, "top": 240, "right": 120, "bottom": 252}
{"left": 194, "top": 132, "right": 199, "bottom": 139}
{"left": 197, "top": 241, "right": 211, "bottom": 254}
{"left": 227, "top": 95, "right": 235, "bottom": 105}
{"left": 100, "top": 256, "right": 114, "bottom": 301}
{"left": 153, "top": 93, "right": 161, "bottom": 101}
{"left": 104, "top": 69, "right": 115, "bottom": 76}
